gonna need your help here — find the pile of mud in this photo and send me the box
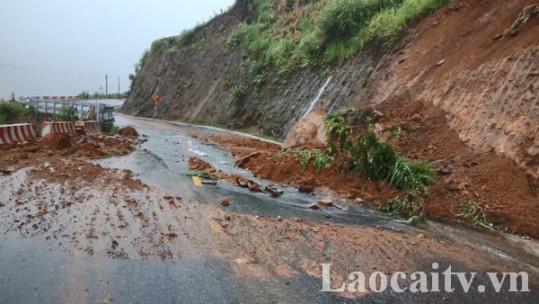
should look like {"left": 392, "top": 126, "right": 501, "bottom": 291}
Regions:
{"left": 0, "top": 130, "right": 138, "bottom": 177}
{"left": 188, "top": 156, "right": 212, "bottom": 171}
{"left": 357, "top": 0, "right": 539, "bottom": 195}
{"left": 41, "top": 133, "right": 72, "bottom": 150}
{"left": 38, "top": 133, "right": 135, "bottom": 159}
{"left": 120, "top": 126, "right": 139, "bottom": 138}
{"left": 207, "top": 134, "right": 395, "bottom": 200}
{"left": 206, "top": 101, "right": 539, "bottom": 238}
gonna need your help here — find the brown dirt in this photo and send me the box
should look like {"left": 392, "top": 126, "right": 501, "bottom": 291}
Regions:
{"left": 1, "top": 129, "right": 536, "bottom": 290}
{"left": 359, "top": 0, "right": 539, "bottom": 192}
{"left": 0, "top": 128, "right": 152, "bottom": 259}
{"left": 208, "top": 134, "right": 397, "bottom": 201}
{"left": 205, "top": 102, "right": 539, "bottom": 238}
{"left": 36, "top": 133, "right": 135, "bottom": 159}
{"left": 120, "top": 126, "right": 139, "bottom": 138}
{"left": 188, "top": 156, "right": 268, "bottom": 192}
{"left": 42, "top": 133, "right": 72, "bottom": 150}
{"left": 351, "top": 0, "right": 539, "bottom": 238}
{"left": 73, "top": 142, "right": 107, "bottom": 158}
{"left": 380, "top": 100, "right": 539, "bottom": 237}
{"left": 188, "top": 156, "right": 212, "bottom": 171}
{"left": 218, "top": 212, "right": 528, "bottom": 289}
{"left": 28, "top": 157, "right": 145, "bottom": 190}
{"left": 0, "top": 133, "right": 137, "bottom": 179}
{"left": 3, "top": 162, "right": 527, "bottom": 285}
{"left": 197, "top": 0, "right": 539, "bottom": 239}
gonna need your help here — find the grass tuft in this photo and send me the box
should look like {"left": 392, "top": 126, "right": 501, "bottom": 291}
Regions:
{"left": 381, "top": 193, "right": 424, "bottom": 221}
{"left": 457, "top": 201, "right": 492, "bottom": 229}
{"left": 324, "top": 109, "right": 435, "bottom": 193}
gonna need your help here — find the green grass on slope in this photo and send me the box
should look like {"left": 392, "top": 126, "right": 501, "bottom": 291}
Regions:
{"left": 228, "top": 0, "right": 451, "bottom": 72}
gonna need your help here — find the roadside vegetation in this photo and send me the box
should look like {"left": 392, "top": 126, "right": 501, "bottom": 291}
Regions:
{"left": 457, "top": 201, "right": 492, "bottom": 230}
{"left": 150, "top": 27, "right": 205, "bottom": 54}
{"left": 77, "top": 91, "right": 126, "bottom": 100}
{"left": 0, "top": 101, "right": 31, "bottom": 124}
{"left": 287, "top": 148, "right": 334, "bottom": 173}
{"left": 381, "top": 193, "right": 425, "bottom": 226}
{"left": 129, "top": 0, "right": 450, "bottom": 95}
{"left": 228, "top": 0, "right": 451, "bottom": 73}
{"left": 285, "top": 108, "right": 435, "bottom": 194}
{"left": 57, "top": 106, "right": 78, "bottom": 122}
{"left": 282, "top": 107, "right": 435, "bottom": 225}
{"left": 102, "top": 123, "right": 120, "bottom": 134}
{"left": 230, "top": 83, "right": 246, "bottom": 102}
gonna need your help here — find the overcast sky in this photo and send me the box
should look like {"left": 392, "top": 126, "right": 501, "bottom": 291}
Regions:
{"left": 0, "top": 0, "right": 235, "bottom": 99}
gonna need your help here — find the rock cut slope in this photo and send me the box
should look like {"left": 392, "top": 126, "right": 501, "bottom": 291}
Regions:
{"left": 359, "top": 0, "right": 539, "bottom": 184}
{"left": 123, "top": 0, "right": 539, "bottom": 236}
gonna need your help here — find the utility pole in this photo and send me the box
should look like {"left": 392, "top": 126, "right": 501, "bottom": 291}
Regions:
{"left": 118, "top": 75, "right": 121, "bottom": 96}
{"left": 105, "top": 74, "right": 108, "bottom": 97}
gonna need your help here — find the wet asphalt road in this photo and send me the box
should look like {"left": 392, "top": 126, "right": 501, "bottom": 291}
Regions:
{"left": 0, "top": 114, "right": 537, "bottom": 303}
{"left": 0, "top": 231, "right": 346, "bottom": 304}
{"left": 0, "top": 115, "right": 348, "bottom": 303}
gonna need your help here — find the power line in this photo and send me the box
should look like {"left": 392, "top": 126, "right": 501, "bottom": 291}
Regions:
{"left": 0, "top": 62, "right": 103, "bottom": 78}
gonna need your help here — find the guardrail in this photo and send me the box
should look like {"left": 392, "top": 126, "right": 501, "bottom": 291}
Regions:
{"left": 22, "top": 99, "right": 116, "bottom": 125}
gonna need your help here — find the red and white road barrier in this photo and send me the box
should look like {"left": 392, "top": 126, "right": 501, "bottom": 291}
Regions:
{"left": 41, "top": 121, "right": 76, "bottom": 137}
{"left": 0, "top": 123, "right": 37, "bottom": 145}
{"left": 82, "top": 121, "right": 102, "bottom": 135}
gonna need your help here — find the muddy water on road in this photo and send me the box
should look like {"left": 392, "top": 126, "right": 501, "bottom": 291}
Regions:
{"left": 101, "top": 115, "right": 408, "bottom": 229}
{"left": 0, "top": 149, "right": 344, "bottom": 303}
{"left": 110, "top": 115, "right": 539, "bottom": 271}
{"left": 1, "top": 114, "right": 537, "bottom": 303}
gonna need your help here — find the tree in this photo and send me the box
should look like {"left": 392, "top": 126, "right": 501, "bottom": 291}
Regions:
{"left": 10, "top": 91, "right": 15, "bottom": 102}
{"left": 57, "top": 106, "right": 78, "bottom": 122}
{"left": 78, "top": 91, "right": 90, "bottom": 99}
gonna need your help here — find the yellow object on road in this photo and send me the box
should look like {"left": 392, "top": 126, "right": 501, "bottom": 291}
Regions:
{"left": 192, "top": 176, "right": 202, "bottom": 186}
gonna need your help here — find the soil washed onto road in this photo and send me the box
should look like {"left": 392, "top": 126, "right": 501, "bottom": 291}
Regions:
{"left": 2, "top": 115, "right": 536, "bottom": 303}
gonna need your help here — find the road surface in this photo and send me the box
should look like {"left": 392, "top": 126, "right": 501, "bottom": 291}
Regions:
{"left": 0, "top": 114, "right": 537, "bottom": 303}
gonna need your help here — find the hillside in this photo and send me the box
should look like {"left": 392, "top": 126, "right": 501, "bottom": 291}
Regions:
{"left": 121, "top": 0, "right": 539, "bottom": 236}
{"left": 122, "top": 0, "right": 452, "bottom": 136}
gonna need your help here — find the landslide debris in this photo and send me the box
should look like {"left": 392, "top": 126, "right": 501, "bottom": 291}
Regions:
{"left": 120, "top": 126, "right": 139, "bottom": 138}
{"left": 204, "top": 100, "right": 539, "bottom": 238}
{"left": 187, "top": 156, "right": 282, "bottom": 197}
{"left": 0, "top": 128, "right": 140, "bottom": 177}
{"left": 42, "top": 133, "right": 72, "bottom": 150}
